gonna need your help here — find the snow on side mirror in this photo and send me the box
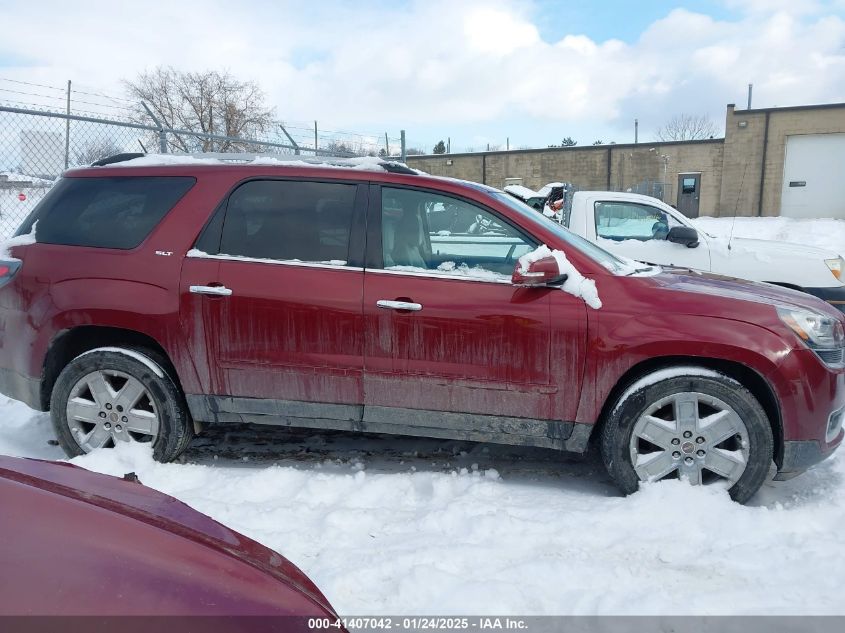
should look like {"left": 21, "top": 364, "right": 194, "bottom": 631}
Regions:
{"left": 511, "top": 255, "right": 567, "bottom": 287}
{"left": 667, "top": 226, "right": 700, "bottom": 248}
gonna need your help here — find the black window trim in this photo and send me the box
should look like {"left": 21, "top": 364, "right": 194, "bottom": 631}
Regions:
{"left": 191, "top": 175, "right": 369, "bottom": 270}
{"left": 16, "top": 175, "right": 196, "bottom": 251}
{"left": 366, "top": 183, "right": 539, "bottom": 283}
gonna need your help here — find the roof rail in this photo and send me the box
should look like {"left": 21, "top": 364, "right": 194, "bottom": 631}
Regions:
{"left": 91, "top": 153, "right": 145, "bottom": 166}
{"left": 89, "top": 152, "right": 419, "bottom": 174}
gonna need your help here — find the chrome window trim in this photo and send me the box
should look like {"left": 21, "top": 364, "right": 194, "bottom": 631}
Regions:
{"left": 367, "top": 267, "right": 512, "bottom": 285}
{"left": 186, "top": 250, "right": 363, "bottom": 272}
{"left": 186, "top": 251, "right": 513, "bottom": 283}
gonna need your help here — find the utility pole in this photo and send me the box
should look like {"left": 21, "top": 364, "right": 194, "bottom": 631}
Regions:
{"left": 634, "top": 119, "right": 639, "bottom": 144}
{"left": 385, "top": 133, "right": 389, "bottom": 156}
{"left": 506, "top": 137, "right": 509, "bottom": 151}
{"left": 447, "top": 137, "right": 450, "bottom": 153}
{"left": 314, "top": 121, "right": 318, "bottom": 155}
{"left": 64, "top": 80, "right": 71, "bottom": 169}
{"left": 747, "top": 83, "right": 753, "bottom": 109}
{"left": 400, "top": 130, "right": 406, "bottom": 162}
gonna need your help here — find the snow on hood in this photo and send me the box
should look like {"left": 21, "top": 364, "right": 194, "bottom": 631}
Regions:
{"left": 719, "top": 235, "right": 840, "bottom": 260}
{"left": 518, "top": 244, "right": 602, "bottom": 309}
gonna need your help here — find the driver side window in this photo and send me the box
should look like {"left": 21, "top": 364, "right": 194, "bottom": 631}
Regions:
{"left": 381, "top": 187, "right": 536, "bottom": 278}
{"left": 594, "top": 201, "right": 679, "bottom": 242}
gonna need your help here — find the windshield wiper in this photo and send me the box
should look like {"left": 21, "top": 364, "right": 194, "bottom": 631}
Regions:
{"left": 626, "top": 266, "right": 655, "bottom": 276}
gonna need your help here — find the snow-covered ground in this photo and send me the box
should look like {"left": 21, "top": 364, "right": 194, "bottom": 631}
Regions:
{"left": 2, "top": 394, "right": 845, "bottom": 615}
{"left": 4, "top": 214, "right": 845, "bottom": 615}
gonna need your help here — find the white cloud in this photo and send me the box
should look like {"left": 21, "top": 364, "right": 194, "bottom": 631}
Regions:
{"left": 0, "top": 0, "right": 843, "bottom": 143}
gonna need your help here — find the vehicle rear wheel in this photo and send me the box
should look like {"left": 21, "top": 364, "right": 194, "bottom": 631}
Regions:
{"left": 50, "top": 348, "right": 192, "bottom": 462}
{"left": 600, "top": 368, "right": 773, "bottom": 504}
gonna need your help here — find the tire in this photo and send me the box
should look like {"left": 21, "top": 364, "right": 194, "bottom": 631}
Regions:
{"left": 50, "top": 348, "right": 192, "bottom": 462}
{"left": 600, "top": 367, "right": 773, "bottom": 504}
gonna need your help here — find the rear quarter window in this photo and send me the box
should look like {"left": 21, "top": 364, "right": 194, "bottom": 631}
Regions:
{"left": 16, "top": 176, "right": 195, "bottom": 249}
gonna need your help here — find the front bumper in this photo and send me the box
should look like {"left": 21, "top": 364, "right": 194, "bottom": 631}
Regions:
{"left": 775, "top": 438, "right": 842, "bottom": 480}
{"left": 804, "top": 285, "right": 845, "bottom": 313}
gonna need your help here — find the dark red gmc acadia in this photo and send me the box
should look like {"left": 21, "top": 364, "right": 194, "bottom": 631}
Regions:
{"left": 0, "top": 155, "right": 842, "bottom": 502}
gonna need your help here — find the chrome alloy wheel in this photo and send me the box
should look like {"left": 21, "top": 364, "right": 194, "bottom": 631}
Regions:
{"left": 628, "top": 391, "right": 750, "bottom": 486}
{"left": 65, "top": 369, "right": 160, "bottom": 452}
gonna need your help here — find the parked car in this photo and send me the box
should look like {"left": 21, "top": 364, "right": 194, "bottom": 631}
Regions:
{"left": 554, "top": 190, "right": 845, "bottom": 310}
{"left": 0, "top": 154, "right": 843, "bottom": 502}
{"left": 0, "top": 454, "right": 341, "bottom": 619}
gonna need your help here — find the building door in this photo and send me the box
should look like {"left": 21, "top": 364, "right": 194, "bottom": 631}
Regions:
{"left": 676, "top": 173, "right": 701, "bottom": 218}
{"left": 781, "top": 133, "right": 845, "bottom": 219}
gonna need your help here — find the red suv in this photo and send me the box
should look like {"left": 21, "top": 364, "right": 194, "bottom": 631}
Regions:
{"left": 1, "top": 155, "right": 843, "bottom": 503}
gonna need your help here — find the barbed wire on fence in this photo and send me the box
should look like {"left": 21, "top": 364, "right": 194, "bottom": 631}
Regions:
{"left": 0, "top": 77, "right": 404, "bottom": 159}
{"left": 0, "top": 101, "right": 406, "bottom": 237}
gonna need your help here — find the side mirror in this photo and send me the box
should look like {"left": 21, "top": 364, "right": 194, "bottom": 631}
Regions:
{"left": 667, "top": 226, "right": 699, "bottom": 248}
{"left": 512, "top": 255, "right": 567, "bottom": 287}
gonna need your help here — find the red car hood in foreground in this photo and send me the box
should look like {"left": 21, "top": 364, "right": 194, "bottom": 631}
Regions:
{"left": 0, "top": 455, "right": 338, "bottom": 617}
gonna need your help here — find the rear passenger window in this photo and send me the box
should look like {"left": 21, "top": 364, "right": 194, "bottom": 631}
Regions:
{"left": 16, "top": 177, "right": 195, "bottom": 249}
{"left": 219, "top": 180, "right": 356, "bottom": 265}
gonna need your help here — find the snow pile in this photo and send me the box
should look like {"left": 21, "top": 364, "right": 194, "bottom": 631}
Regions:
{"left": 112, "top": 153, "right": 408, "bottom": 173}
{"left": 3, "top": 395, "right": 845, "bottom": 615}
{"left": 518, "top": 244, "right": 602, "bottom": 309}
{"left": 0, "top": 221, "right": 36, "bottom": 259}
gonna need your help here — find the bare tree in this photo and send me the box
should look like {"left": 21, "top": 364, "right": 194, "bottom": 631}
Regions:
{"left": 656, "top": 114, "right": 720, "bottom": 141}
{"left": 323, "top": 140, "right": 357, "bottom": 157}
{"left": 125, "top": 67, "right": 274, "bottom": 152}
{"left": 73, "top": 138, "right": 124, "bottom": 166}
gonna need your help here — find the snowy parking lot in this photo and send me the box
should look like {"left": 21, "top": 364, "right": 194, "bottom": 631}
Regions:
{"left": 2, "top": 214, "right": 845, "bottom": 616}
{"left": 3, "top": 393, "right": 845, "bottom": 616}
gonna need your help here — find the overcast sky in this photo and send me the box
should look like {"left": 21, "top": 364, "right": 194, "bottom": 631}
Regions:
{"left": 1, "top": 0, "right": 844, "bottom": 152}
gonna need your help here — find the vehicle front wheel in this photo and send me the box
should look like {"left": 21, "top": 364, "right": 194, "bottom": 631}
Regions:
{"left": 600, "top": 368, "right": 773, "bottom": 504}
{"left": 50, "top": 348, "right": 192, "bottom": 462}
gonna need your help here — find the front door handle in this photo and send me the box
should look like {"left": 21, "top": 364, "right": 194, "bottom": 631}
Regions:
{"left": 377, "top": 299, "right": 422, "bottom": 311}
{"left": 190, "top": 285, "right": 233, "bottom": 296}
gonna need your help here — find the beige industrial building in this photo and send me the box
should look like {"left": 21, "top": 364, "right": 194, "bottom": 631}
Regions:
{"left": 406, "top": 102, "right": 845, "bottom": 218}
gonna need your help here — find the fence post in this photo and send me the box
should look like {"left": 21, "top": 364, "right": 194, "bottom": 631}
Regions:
{"left": 64, "top": 80, "right": 71, "bottom": 169}
{"left": 400, "top": 130, "right": 406, "bottom": 162}
{"left": 142, "top": 102, "right": 168, "bottom": 153}
{"left": 279, "top": 124, "right": 300, "bottom": 155}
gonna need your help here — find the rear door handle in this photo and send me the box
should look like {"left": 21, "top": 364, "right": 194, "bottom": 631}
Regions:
{"left": 190, "top": 285, "right": 232, "bottom": 296}
{"left": 377, "top": 299, "right": 422, "bottom": 311}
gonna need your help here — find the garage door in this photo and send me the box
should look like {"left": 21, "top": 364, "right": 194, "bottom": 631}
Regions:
{"left": 781, "top": 133, "right": 845, "bottom": 218}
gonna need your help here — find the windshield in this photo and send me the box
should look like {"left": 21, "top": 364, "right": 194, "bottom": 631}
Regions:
{"left": 490, "top": 191, "right": 630, "bottom": 274}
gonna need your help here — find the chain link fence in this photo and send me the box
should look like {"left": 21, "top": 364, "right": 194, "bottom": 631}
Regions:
{"left": 0, "top": 104, "right": 405, "bottom": 237}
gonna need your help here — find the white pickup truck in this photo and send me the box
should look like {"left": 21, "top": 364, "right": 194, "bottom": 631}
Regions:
{"left": 503, "top": 186, "right": 845, "bottom": 311}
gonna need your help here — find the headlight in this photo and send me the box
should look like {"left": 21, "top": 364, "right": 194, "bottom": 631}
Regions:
{"left": 825, "top": 257, "right": 844, "bottom": 281}
{"left": 778, "top": 306, "right": 845, "bottom": 367}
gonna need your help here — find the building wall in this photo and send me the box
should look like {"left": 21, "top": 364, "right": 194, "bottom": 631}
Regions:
{"left": 408, "top": 102, "right": 845, "bottom": 218}
{"left": 409, "top": 140, "right": 724, "bottom": 216}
